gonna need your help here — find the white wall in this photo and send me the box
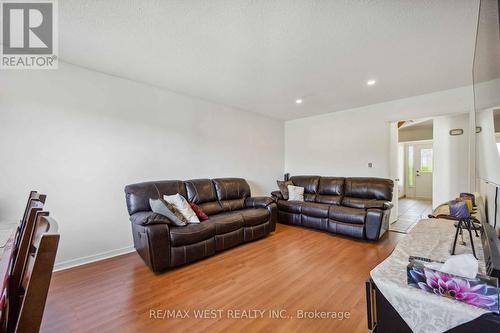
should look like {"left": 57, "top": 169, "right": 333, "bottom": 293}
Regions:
{"left": 0, "top": 62, "right": 284, "bottom": 269}
{"left": 432, "top": 114, "right": 471, "bottom": 208}
{"left": 285, "top": 109, "right": 392, "bottom": 177}
{"left": 285, "top": 85, "right": 474, "bottom": 177}
{"left": 398, "top": 125, "right": 433, "bottom": 142}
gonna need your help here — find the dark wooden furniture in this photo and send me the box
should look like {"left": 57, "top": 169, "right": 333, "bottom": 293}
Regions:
{"left": 366, "top": 278, "right": 500, "bottom": 332}
{"left": 0, "top": 192, "right": 59, "bottom": 333}
{"left": 14, "top": 214, "right": 59, "bottom": 333}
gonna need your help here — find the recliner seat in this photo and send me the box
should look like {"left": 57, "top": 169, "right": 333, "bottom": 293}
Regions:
{"left": 272, "top": 176, "right": 393, "bottom": 241}
{"left": 125, "top": 178, "right": 276, "bottom": 272}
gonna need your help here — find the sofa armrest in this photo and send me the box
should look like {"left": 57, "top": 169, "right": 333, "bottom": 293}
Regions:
{"left": 271, "top": 190, "right": 283, "bottom": 201}
{"left": 365, "top": 208, "right": 391, "bottom": 241}
{"left": 244, "top": 197, "right": 277, "bottom": 232}
{"left": 131, "top": 222, "right": 170, "bottom": 272}
{"left": 383, "top": 202, "right": 394, "bottom": 210}
{"left": 129, "top": 211, "right": 172, "bottom": 226}
{"left": 245, "top": 196, "right": 274, "bottom": 208}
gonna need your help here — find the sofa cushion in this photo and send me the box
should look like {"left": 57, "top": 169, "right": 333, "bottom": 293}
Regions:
{"left": 185, "top": 179, "right": 223, "bottom": 215}
{"left": 213, "top": 178, "right": 251, "bottom": 201}
{"left": 185, "top": 179, "right": 218, "bottom": 203}
{"left": 318, "top": 177, "right": 345, "bottom": 195}
{"left": 169, "top": 222, "right": 215, "bottom": 246}
{"left": 209, "top": 212, "right": 244, "bottom": 234}
{"left": 329, "top": 205, "right": 366, "bottom": 225}
{"left": 164, "top": 193, "right": 200, "bottom": 224}
{"left": 239, "top": 208, "right": 269, "bottom": 227}
{"left": 303, "top": 193, "right": 316, "bottom": 202}
{"left": 301, "top": 202, "right": 330, "bottom": 218}
{"left": 276, "top": 180, "right": 293, "bottom": 200}
{"left": 129, "top": 211, "right": 173, "bottom": 226}
{"left": 342, "top": 197, "right": 387, "bottom": 209}
{"left": 189, "top": 202, "right": 209, "bottom": 221}
{"left": 277, "top": 200, "right": 303, "bottom": 214}
{"left": 125, "top": 180, "right": 186, "bottom": 215}
{"left": 198, "top": 201, "right": 223, "bottom": 216}
{"left": 288, "top": 185, "right": 304, "bottom": 201}
{"left": 315, "top": 177, "right": 344, "bottom": 205}
{"left": 290, "top": 176, "right": 320, "bottom": 194}
{"left": 344, "top": 177, "right": 393, "bottom": 201}
{"left": 213, "top": 178, "right": 251, "bottom": 212}
{"left": 315, "top": 194, "right": 341, "bottom": 205}
{"left": 149, "top": 198, "right": 188, "bottom": 226}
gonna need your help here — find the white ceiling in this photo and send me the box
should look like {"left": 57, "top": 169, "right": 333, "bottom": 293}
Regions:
{"left": 59, "top": 0, "right": 480, "bottom": 120}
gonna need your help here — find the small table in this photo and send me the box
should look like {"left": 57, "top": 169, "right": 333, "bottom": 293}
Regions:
{"left": 366, "top": 217, "right": 500, "bottom": 333}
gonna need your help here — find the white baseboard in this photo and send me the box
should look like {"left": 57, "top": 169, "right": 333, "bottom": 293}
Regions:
{"left": 53, "top": 245, "right": 135, "bottom": 272}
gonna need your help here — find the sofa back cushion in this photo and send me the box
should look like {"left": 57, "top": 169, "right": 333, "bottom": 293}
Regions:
{"left": 315, "top": 177, "right": 345, "bottom": 205}
{"left": 343, "top": 178, "right": 393, "bottom": 208}
{"left": 290, "top": 176, "right": 320, "bottom": 202}
{"left": 125, "top": 180, "right": 187, "bottom": 215}
{"left": 213, "top": 178, "right": 251, "bottom": 211}
{"left": 185, "top": 179, "right": 223, "bottom": 215}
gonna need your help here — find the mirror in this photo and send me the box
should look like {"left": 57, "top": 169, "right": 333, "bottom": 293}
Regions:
{"left": 474, "top": 0, "right": 500, "bottom": 186}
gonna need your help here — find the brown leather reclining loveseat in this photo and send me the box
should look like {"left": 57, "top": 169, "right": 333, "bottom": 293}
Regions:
{"left": 125, "top": 178, "right": 276, "bottom": 272}
{"left": 271, "top": 176, "right": 393, "bottom": 241}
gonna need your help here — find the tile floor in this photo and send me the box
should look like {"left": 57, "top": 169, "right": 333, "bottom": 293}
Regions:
{"left": 390, "top": 198, "right": 433, "bottom": 233}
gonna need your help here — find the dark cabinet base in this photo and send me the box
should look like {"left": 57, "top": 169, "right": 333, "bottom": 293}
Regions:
{"left": 366, "top": 278, "right": 500, "bottom": 332}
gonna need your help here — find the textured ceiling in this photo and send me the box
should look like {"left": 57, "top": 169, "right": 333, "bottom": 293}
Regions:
{"left": 59, "top": 0, "right": 480, "bottom": 120}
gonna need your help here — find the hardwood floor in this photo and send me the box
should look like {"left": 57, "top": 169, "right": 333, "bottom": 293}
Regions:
{"left": 41, "top": 224, "right": 403, "bottom": 333}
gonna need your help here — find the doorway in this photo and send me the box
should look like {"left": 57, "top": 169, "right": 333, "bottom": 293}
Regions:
{"left": 405, "top": 141, "right": 433, "bottom": 200}
{"left": 397, "top": 119, "right": 433, "bottom": 201}
{"left": 390, "top": 119, "right": 434, "bottom": 231}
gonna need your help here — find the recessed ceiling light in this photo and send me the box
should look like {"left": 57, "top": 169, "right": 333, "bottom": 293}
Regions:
{"left": 295, "top": 99, "right": 303, "bottom": 104}
{"left": 366, "top": 79, "right": 376, "bottom": 86}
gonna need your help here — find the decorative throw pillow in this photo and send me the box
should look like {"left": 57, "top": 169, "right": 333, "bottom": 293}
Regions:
{"left": 277, "top": 180, "right": 293, "bottom": 200}
{"left": 189, "top": 202, "right": 209, "bottom": 221}
{"left": 287, "top": 185, "right": 304, "bottom": 201}
{"left": 149, "top": 198, "right": 188, "bottom": 226}
{"left": 164, "top": 193, "right": 200, "bottom": 223}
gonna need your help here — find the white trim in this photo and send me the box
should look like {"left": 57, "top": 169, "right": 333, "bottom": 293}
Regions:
{"left": 53, "top": 245, "right": 135, "bottom": 272}
{"left": 401, "top": 139, "right": 433, "bottom": 144}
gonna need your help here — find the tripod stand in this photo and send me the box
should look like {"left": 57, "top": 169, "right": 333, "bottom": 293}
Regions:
{"left": 451, "top": 218, "right": 477, "bottom": 259}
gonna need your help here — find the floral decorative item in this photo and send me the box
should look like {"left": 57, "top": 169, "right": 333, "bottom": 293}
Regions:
{"left": 407, "top": 260, "right": 500, "bottom": 313}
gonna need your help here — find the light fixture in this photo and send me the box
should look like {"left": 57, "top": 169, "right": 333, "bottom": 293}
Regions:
{"left": 295, "top": 99, "right": 303, "bottom": 104}
{"left": 366, "top": 79, "right": 376, "bottom": 86}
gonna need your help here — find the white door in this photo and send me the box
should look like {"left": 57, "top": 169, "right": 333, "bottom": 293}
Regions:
{"left": 414, "top": 143, "right": 433, "bottom": 199}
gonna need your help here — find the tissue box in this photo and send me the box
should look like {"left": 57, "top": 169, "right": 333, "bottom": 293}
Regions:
{"left": 407, "top": 259, "right": 500, "bottom": 313}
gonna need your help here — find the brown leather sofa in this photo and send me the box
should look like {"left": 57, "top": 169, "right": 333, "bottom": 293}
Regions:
{"left": 125, "top": 178, "right": 276, "bottom": 272}
{"left": 271, "top": 176, "right": 393, "bottom": 241}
